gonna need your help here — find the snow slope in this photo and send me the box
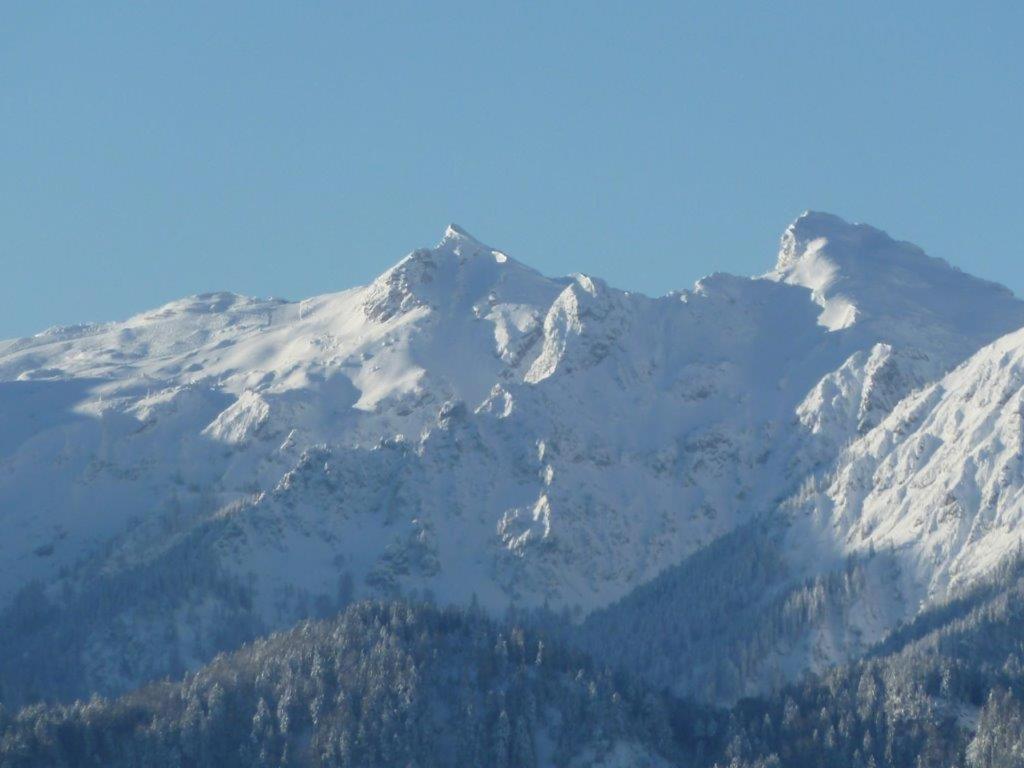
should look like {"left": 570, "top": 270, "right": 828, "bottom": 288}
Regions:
{"left": 2, "top": 212, "right": 1024, "bottom": 700}
{"left": 801, "top": 325, "right": 1024, "bottom": 607}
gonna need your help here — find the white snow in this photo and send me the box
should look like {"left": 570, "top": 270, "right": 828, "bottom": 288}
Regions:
{"left": 801, "top": 325, "right": 1024, "bottom": 606}
{"left": 3, "top": 212, "right": 1024, "bottom": 693}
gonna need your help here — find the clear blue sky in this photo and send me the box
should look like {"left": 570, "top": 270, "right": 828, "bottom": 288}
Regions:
{"left": 3, "top": 2, "right": 1022, "bottom": 338}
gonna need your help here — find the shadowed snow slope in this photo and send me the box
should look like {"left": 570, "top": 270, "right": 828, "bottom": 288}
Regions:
{"left": 2, "top": 213, "right": 1024, "bottom": 702}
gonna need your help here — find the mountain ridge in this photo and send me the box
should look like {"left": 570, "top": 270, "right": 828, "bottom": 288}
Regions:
{"left": 3, "top": 211, "right": 1024, "bottom": 706}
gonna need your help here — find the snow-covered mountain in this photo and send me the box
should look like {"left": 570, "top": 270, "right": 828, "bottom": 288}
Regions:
{"left": 3, "top": 212, "right": 1024, "bottom": 703}
{"left": 750, "top": 320, "right": 1024, "bottom": 692}
{"left": 801, "top": 324, "right": 1024, "bottom": 603}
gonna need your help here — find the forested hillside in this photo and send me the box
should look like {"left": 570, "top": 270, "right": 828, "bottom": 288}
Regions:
{"left": 5, "top": 557, "right": 1024, "bottom": 767}
{"left": 0, "top": 602, "right": 681, "bottom": 768}
{"left": 709, "top": 554, "right": 1024, "bottom": 767}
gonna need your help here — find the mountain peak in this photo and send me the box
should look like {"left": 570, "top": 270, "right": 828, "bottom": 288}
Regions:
{"left": 775, "top": 210, "right": 897, "bottom": 272}
{"left": 436, "top": 222, "right": 514, "bottom": 265}
{"left": 361, "top": 224, "right": 560, "bottom": 324}
{"left": 766, "top": 211, "right": 1024, "bottom": 344}
{"left": 440, "top": 222, "right": 488, "bottom": 249}
{"left": 442, "top": 222, "right": 472, "bottom": 238}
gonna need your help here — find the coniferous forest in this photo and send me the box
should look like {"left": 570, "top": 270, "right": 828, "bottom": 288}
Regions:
{"left": 4, "top": 552, "right": 1024, "bottom": 768}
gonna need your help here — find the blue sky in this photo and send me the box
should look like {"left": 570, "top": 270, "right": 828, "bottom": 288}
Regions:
{"left": 3, "top": 2, "right": 1022, "bottom": 338}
